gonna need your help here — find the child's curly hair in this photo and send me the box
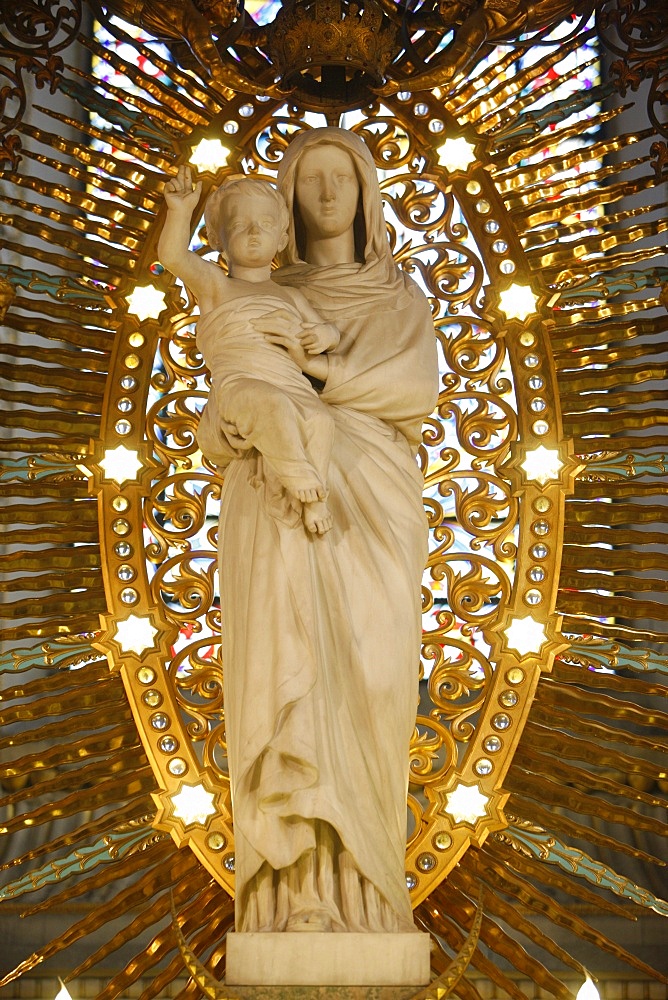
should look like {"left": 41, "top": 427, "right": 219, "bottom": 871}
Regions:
{"left": 204, "top": 175, "right": 290, "bottom": 253}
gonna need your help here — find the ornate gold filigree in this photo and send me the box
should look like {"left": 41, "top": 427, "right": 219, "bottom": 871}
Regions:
{"left": 597, "top": 0, "right": 668, "bottom": 139}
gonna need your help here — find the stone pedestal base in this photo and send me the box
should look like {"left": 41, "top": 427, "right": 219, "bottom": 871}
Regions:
{"left": 226, "top": 932, "right": 431, "bottom": 987}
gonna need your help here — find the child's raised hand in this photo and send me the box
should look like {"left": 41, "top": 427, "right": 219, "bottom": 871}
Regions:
{"left": 164, "top": 164, "right": 202, "bottom": 213}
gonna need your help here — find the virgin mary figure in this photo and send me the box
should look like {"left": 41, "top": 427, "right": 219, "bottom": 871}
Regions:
{"left": 197, "top": 127, "right": 439, "bottom": 933}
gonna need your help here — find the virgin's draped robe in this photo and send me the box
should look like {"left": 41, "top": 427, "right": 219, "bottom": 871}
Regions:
{"left": 197, "top": 128, "right": 439, "bottom": 932}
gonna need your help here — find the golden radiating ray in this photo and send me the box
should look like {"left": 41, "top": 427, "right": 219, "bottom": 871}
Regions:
{"left": 465, "top": 843, "right": 661, "bottom": 981}
{"left": 16, "top": 141, "right": 162, "bottom": 211}
{"left": 17, "top": 120, "right": 168, "bottom": 199}
{"left": 472, "top": 34, "right": 599, "bottom": 132}
{"left": 493, "top": 128, "right": 657, "bottom": 190}
{"left": 447, "top": 45, "right": 523, "bottom": 116}
{"left": 68, "top": 60, "right": 201, "bottom": 133}
{"left": 0, "top": 191, "right": 144, "bottom": 249}
{"left": 65, "top": 863, "right": 216, "bottom": 982}
{"left": 30, "top": 102, "right": 178, "bottom": 170}
{"left": 82, "top": 879, "right": 234, "bottom": 999}
{"left": 408, "top": 889, "right": 485, "bottom": 1000}
{"left": 80, "top": 35, "right": 213, "bottom": 127}
{"left": 434, "top": 876, "right": 570, "bottom": 998}
{"left": 0, "top": 726, "right": 139, "bottom": 782}
{"left": 507, "top": 792, "right": 666, "bottom": 868}
{"left": 500, "top": 104, "right": 629, "bottom": 166}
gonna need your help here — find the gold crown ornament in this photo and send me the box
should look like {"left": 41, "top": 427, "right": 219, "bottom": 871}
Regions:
{"left": 268, "top": 0, "right": 397, "bottom": 111}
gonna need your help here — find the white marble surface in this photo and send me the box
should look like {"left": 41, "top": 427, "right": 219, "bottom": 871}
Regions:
{"left": 197, "top": 127, "right": 439, "bottom": 936}
{"left": 226, "top": 931, "right": 432, "bottom": 986}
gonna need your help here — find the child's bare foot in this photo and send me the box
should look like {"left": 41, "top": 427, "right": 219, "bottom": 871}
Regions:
{"left": 303, "top": 500, "right": 332, "bottom": 535}
{"left": 296, "top": 484, "right": 325, "bottom": 504}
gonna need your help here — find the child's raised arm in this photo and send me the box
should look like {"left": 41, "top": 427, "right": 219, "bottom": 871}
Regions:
{"left": 158, "top": 165, "right": 216, "bottom": 308}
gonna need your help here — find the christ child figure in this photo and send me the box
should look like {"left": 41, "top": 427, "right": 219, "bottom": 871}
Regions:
{"left": 159, "top": 166, "right": 339, "bottom": 535}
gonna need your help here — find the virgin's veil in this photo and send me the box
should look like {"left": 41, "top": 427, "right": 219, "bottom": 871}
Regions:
{"left": 277, "top": 127, "right": 401, "bottom": 282}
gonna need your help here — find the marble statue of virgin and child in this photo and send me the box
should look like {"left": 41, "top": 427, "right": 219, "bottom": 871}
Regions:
{"left": 159, "top": 128, "right": 439, "bottom": 937}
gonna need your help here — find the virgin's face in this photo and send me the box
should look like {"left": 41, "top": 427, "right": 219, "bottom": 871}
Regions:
{"left": 294, "top": 145, "right": 360, "bottom": 241}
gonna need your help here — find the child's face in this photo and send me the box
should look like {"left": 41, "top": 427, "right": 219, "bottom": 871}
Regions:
{"left": 220, "top": 191, "right": 285, "bottom": 271}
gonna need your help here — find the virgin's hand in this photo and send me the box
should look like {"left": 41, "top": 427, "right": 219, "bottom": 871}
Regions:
{"left": 253, "top": 311, "right": 306, "bottom": 360}
{"left": 264, "top": 334, "right": 310, "bottom": 369}
{"left": 253, "top": 309, "right": 299, "bottom": 345}
{"left": 164, "top": 164, "right": 202, "bottom": 213}
{"left": 253, "top": 311, "right": 331, "bottom": 379}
